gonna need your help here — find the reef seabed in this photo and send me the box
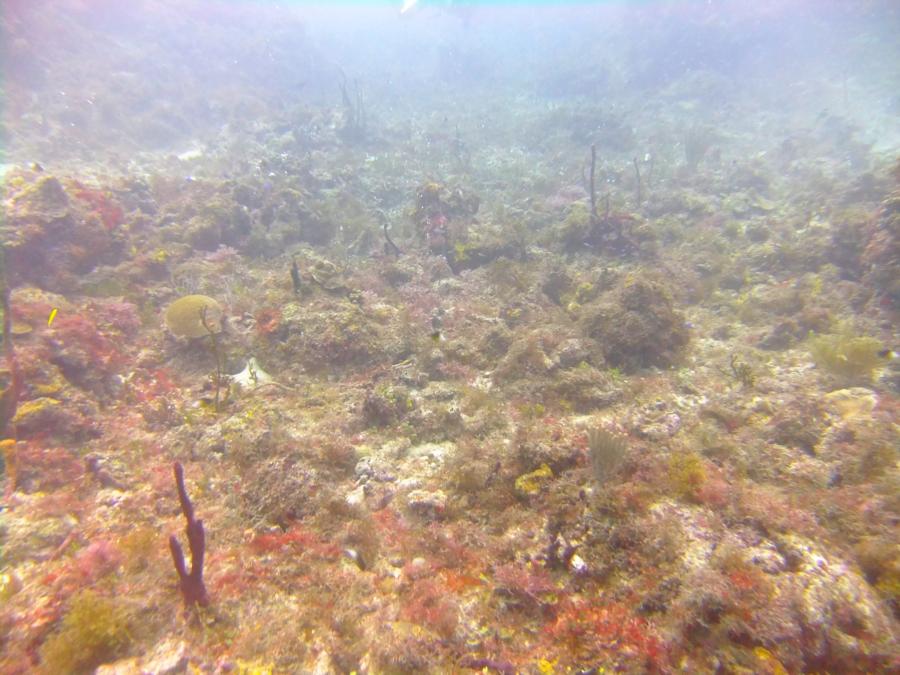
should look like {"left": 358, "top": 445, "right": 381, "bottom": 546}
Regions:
{"left": 1, "top": 3, "right": 899, "bottom": 674}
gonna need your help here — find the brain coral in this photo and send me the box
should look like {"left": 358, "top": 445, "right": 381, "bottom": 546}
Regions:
{"left": 164, "top": 295, "right": 223, "bottom": 338}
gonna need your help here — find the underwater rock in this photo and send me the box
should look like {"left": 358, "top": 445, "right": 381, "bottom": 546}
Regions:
{"left": 145, "top": 640, "right": 190, "bottom": 673}
{"left": 767, "top": 396, "right": 825, "bottom": 454}
{"left": 518, "top": 434, "right": 583, "bottom": 476}
{"left": 541, "top": 268, "right": 573, "bottom": 305}
{"left": 269, "top": 197, "right": 335, "bottom": 248}
{"left": 170, "top": 191, "right": 252, "bottom": 252}
{"left": 12, "top": 397, "right": 63, "bottom": 434}
{"left": 757, "top": 321, "right": 798, "bottom": 350}
{"left": 757, "top": 305, "right": 831, "bottom": 351}
{"left": 184, "top": 214, "right": 224, "bottom": 251}
{"left": 552, "top": 338, "right": 591, "bottom": 369}
{"left": 345, "top": 485, "right": 367, "bottom": 508}
{"left": 9, "top": 174, "right": 70, "bottom": 221}
{"left": 494, "top": 330, "right": 557, "bottom": 384}
{"left": 241, "top": 455, "right": 320, "bottom": 528}
{"left": 362, "top": 383, "right": 412, "bottom": 427}
{"left": 748, "top": 283, "right": 805, "bottom": 318}
{"left": 195, "top": 414, "right": 275, "bottom": 460}
{"left": 1, "top": 497, "right": 77, "bottom": 564}
{"left": 636, "top": 409, "right": 682, "bottom": 440}
{"left": 404, "top": 488, "right": 447, "bottom": 519}
{"left": 95, "top": 639, "right": 189, "bottom": 675}
{"left": 478, "top": 324, "right": 514, "bottom": 361}
{"left": 303, "top": 254, "right": 346, "bottom": 292}
{"left": 784, "top": 455, "right": 832, "bottom": 488}
{"left": 310, "top": 649, "right": 340, "bottom": 675}
{"left": 822, "top": 387, "right": 878, "bottom": 421}
{"left": 405, "top": 384, "right": 463, "bottom": 440}
{"left": 727, "top": 162, "right": 771, "bottom": 193}
{"left": 413, "top": 181, "right": 480, "bottom": 254}
{"left": 13, "top": 394, "right": 98, "bottom": 442}
{"left": 446, "top": 240, "right": 520, "bottom": 274}
{"left": 401, "top": 440, "right": 455, "bottom": 477}
{"left": 862, "top": 191, "right": 900, "bottom": 307}
{"left": 284, "top": 302, "right": 401, "bottom": 374}
{"left": 826, "top": 207, "right": 870, "bottom": 275}
{"left": 557, "top": 201, "right": 593, "bottom": 250}
{"left": 772, "top": 533, "right": 899, "bottom": 668}
{"left": 2, "top": 174, "right": 127, "bottom": 289}
{"left": 380, "top": 260, "right": 415, "bottom": 287}
{"left": 647, "top": 501, "right": 893, "bottom": 669}
{"left": 354, "top": 455, "right": 398, "bottom": 484}
{"left": 549, "top": 364, "right": 622, "bottom": 413}
{"left": 581, "top": 275, "right": 689, "bottom": 371}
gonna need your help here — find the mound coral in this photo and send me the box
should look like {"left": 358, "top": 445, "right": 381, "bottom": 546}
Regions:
{"left": 163, "top": 294, "right": 223, "bottom": 338}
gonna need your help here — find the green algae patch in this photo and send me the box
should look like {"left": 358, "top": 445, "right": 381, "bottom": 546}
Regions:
{"left": 515, "top": 463, "right": 553, "bottom": 498}
{"left": 808, "top": 332, "right": 885, "bottom": 382}
{"left": 668, "top": 452, "right": 707, "bottom": 501}
{"left": 40, "top": 589, "right": 132, "bottom": 673}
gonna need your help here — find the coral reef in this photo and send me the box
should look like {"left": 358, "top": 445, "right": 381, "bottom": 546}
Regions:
{"left": 0, "top": 2, "right": 898, "bottom": 673}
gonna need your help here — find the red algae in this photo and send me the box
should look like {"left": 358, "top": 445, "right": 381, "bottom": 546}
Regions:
{"left": 72, "top": 186, "right": 125, "bottom": 231}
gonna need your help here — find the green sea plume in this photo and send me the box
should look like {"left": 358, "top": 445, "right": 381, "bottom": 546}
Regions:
{"left": 164, "top": 294, "right": 223, "bottom": 338}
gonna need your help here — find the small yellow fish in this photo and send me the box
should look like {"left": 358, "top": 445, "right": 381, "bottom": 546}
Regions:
{"left": 754, "top": 646, "right": 788, "bottom": 675}
{"left": 537, "top": 657, "right": 558, "bottom": 674}
{"left": 47, "top": 308, "right": 58, "bottom": 327}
